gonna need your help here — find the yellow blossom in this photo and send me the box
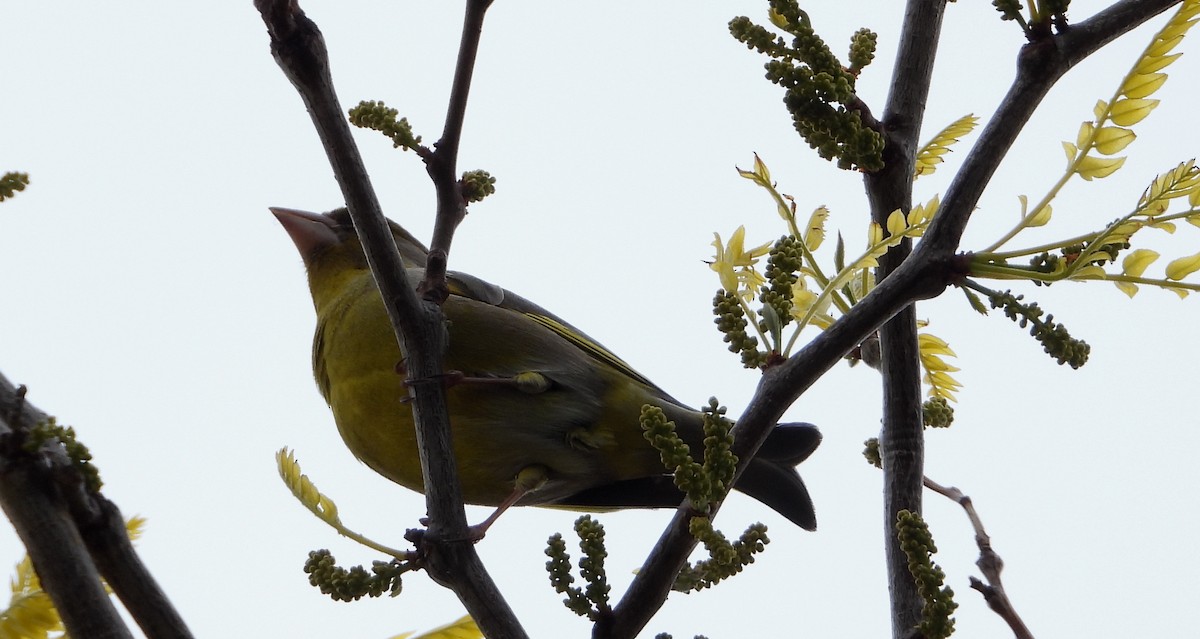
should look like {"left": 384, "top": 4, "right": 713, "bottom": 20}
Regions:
{"left": 710, "top": 226, "right": 772, "bottom": 296}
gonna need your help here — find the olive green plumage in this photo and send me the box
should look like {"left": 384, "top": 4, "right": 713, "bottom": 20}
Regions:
{"left": 274, "top": 207, "right": 820, "bottom": 529}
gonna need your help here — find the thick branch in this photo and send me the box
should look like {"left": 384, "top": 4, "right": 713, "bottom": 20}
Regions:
{"left": 875, "top": 2, "right": 1182, "bottom": 635}
{"left": 866, "top": 1, "right": 949, "bottom": 636}
{"left": 604, "top": 269, "right": 918, "bottom": 638}
{"left": 79, "top": 498, "right": 195, "bottom": 639}
{"left": 922, "top": 0, "right": 1184, "bottom": 256}
{"left": 0, "top": 376, "right": 131, "bottom": 639}
{"left": 255, "top": 2, "right": 525, "bottom": 636}
{"left": 0, "top": 374, "right": 195, "bottom": 639}
{"left": 876, "top": 301, "right": 926, "bottom": 637}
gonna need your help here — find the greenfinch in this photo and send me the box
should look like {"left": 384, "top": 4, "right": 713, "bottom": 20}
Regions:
{"left": 274, "top": 207, "right": 821, "bottom": 530}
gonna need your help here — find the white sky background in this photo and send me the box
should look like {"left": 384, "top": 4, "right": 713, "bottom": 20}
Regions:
{"left": 2, "top": 1, "right": 1199, "bottom": 637}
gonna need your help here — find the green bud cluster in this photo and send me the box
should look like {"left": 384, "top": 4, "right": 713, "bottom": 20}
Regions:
{"left": 993, "top": 0, "right": 1071, "bottom": 35}
{"left": 862, "top": 437, "right": 882, "bottom": 468}
{"left": 992, "top": 0, "right": 1024, "bottom": 22}
{"left": 0, "top": 172, "right": 30, "bottom": 202}
{"left": 25, "top": 418, "right": 102, "bottom": 493}
{"left": 303, "top": 550, "right": 405, "bottom": 602}
{"left": 697, "top": 399, "right": 738, "bottom": 509}
{"left": 640, "top": 405, "right": 696, "bottom": 487}
{"left": 896, "top": 511, "right": 957, "bottom": 639}
{"left": 1027, "top": 251, "right": 1060, "bottom": 279}
{"left": 641, "top": 401, "right": 739, "bottom": 511}
{"left": 460, "top": 169, "right": 496, "bottom": 203}
{"left": 712, "top": 289, "right": 767, "bottom": 368}
{"left": 673, "top": 519, "right": 770, "bottom": 592}
{"left": 987, "top": 289, "right": 1090, "bottom": 368}
{"left": 545, "top": 533, "right": 591, "bottom": 617}
{"left": 1063, "top": 240, "right": 1128, "bottom": 267}
{"left": 544, "top": 516, "right": 611, "bottom": 620}
{"left": 759, "top": 236, "right": 802, "bottom": 334}
{"left": 575, "top": 516, "right": 610, "bottom": 613}
{"left": 1025, "top": 238, "right": 1129, "bottom": 289}
{"left": 848, "top": 28, "right": 878, "bottom": 74}
{"left": 729, "top": 2, "right": 883, "bottom": 171}
{"left": 922, "top": 397, "right": 955, "bottom": 428}
{"left": 348, "top": 100, "right": 422, "bottom": 151}
{"left": 728, "top": 17, "right": 791, "bottom": 59}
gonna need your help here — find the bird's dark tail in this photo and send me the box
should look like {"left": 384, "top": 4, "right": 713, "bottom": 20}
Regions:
{"left": 558, "top": 421, "right": 821, "bottom": 530}
{"left": 733, "top": 422, "right": 821, "bottom": 530}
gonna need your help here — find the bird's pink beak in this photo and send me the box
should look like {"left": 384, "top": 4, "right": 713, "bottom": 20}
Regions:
{"left": 270, "top": 207, "right": 340, "bottom": 260}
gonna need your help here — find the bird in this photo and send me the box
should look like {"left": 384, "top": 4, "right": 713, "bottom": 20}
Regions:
{"left": 273, "top": 206, "right": 821, "bottom": 530}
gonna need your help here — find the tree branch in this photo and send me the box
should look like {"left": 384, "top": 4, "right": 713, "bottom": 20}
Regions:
{"left": 0, "top": 381, "right": 129, "bottom": 639}
{"left": 0, "top": 373, "right": 196, "bottom": 639}
{"left": 924, "top": 477, "right": 1034, "bottom": 639}
{"left": 922, "top": 0, "right": 1184, "bottom": 256}
{"left": 255, "top": 2, "right": 526, "bottom": 637}
{"left": 78, "top": 497, "right": 194, "bottom": 639}
{"left": 605, "top": 1, "right": 1186, "bottom": 636}
{"left": 866, "top": 2, "right": 949, "bottom": 635}
{"left": 604, "top": 266, "right": 920, "bottom": 638}
{"left": 876, "top": 2, "right": 1182, "bottom": 635}
{"left": 426, "top": 0, "right": 493, "bottom": 264}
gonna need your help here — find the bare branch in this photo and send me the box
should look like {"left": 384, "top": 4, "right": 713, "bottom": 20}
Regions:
{"left": 925, "top": 477, "right": 1034, "bottom": 639}
{"left": 866, "top": 1, "right": 951, "bottom": 634}
{"left": 0, "top": 389, "right": 128, "bottom": 638}
{"left": 426, "top": 0, "right": 494, "bottom": 266}
{"left": 78, "top": 498, "right": 195, "bottom": 639}
{"left": 0, "top": 373, "right": 193, "bottom": 639}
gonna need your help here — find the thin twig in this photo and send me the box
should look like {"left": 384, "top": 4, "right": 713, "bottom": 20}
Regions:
{"left": 924, "top": 476, "right": 1034, "bottom": 639}
{"left": 424, "top": 0, "right": 494, "bottom": 285}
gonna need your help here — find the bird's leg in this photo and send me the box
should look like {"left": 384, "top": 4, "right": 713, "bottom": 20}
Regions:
{"left": 399, "top": 367, "right": 551, "bottom": 403}
{"left": 434, "top": 370, "right": 552, "bottom": 394}
{"left": 465, "top": 465, "right": 549, "bottom": 540}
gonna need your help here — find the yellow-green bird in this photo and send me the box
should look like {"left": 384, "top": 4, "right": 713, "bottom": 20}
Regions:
{"left": 274, "top": 207, "right": 821, "bottom": 530}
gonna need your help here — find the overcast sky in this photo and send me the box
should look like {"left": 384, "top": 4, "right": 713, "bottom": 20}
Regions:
{"left": 2, "top": 2, "right": 1199, "bottom": 638}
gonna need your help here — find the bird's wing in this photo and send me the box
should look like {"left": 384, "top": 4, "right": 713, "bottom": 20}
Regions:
{"left": 446, "top": 271, "right": 665, "bottom": 393}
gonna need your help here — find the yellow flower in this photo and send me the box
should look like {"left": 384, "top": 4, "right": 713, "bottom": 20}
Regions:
{"left": 790, "top": 279, "right": 834, "bottom": 329}
{"left": 710, "top": 226, "right": 771, "bottom": 296}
